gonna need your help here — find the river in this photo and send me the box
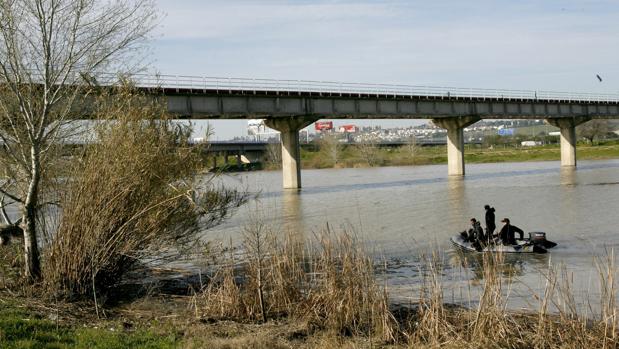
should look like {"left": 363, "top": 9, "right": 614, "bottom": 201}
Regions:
{"left": 209, "top": 159, "right": 619, "bottom": 311}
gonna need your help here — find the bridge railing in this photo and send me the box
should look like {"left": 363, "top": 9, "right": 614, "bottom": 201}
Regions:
{"left": 97, "top": 73, "right": 619, "bottom": 102}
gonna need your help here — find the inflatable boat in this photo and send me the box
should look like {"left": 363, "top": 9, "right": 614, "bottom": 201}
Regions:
{"left": 450, "top": 232, "right": 557, "bottom": 254}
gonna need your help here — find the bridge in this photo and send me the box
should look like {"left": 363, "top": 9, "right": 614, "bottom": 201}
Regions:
{"left": 132, "top": 75, "right": 619, "bottom": 189}
{"left": 203, "top": 139, "right": 481, "bottom": 168}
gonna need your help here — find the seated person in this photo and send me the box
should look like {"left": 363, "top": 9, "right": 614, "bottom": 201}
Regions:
{"left": 470, "top": 218, "right": 484, "bottom": 241}
{"left": 498, "top": 218, "right": 524, "bottom": 245}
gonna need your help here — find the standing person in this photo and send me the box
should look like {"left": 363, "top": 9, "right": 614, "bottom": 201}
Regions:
{"left": 498, "top": 218, "right": 524, "bottom": 245}
{"left": 484, "top": 205, "right": 496, "bottom": 238}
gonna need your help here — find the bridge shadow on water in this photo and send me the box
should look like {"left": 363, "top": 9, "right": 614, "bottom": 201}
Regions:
{"left": 257, "top": 161, "right": 619, "bottom": 199}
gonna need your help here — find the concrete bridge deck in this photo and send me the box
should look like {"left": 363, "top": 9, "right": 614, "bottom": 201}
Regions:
{"left": 163, "top": 87, "right": 619, "bottom": 120}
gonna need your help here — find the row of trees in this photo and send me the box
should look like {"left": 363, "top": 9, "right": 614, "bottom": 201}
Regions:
{"left": 577, "top": 119, "right": 615, "bottom": 144}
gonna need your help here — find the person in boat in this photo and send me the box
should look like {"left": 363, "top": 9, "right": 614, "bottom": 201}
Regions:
{"left": 468, "top": 218, "right": 485, "bottom": 250}
{"left": 484, "top": 205, "right": 496, "bottom": 237}
{"left": 498, "top": 218, "right": 524, "bottom": 245}
{"left": 466, "top": 218, "right": 483, "bottom": 241}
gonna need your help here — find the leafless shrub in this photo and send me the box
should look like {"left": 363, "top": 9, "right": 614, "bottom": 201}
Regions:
{"left": 318, "top": 134, "right": 342, "bottom": 167}
{"left": 357, "top": 140, "right": 383, "bottom": 167}
{"left": 405, "top": 136, "right": 418, "bottom": 160}
{"left": 264, "top": 142, "right": 282, "bottom": 169}
{"left": 578, "top": 119, "right": 611, "bottom": 144}
{"left": 0, "top": 0, "right": 158, "bottom": 281}
{"left": 42, "top": 87, "right": 247, "bottom": 299}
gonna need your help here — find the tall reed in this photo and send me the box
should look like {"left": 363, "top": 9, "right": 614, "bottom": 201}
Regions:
{"left": 42, "top": 88, "right": 246, "bottom": 299}
{"left": 407, "top": 249, "right": 619, "bottom": 348}
{"left": 197, "top": 225, "right": 397, "bottom": 342}
{"left": 198, "top": 221, "right": 619, "bottom": 348}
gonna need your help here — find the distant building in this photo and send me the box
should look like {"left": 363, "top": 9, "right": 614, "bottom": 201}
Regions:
{"left": 247, "top": 119, "right": 279, "bottom": 141}
{"left": 248, "top": 119, "right": 267, "bottom": 135}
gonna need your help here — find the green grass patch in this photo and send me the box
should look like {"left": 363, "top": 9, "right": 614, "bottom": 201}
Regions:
{"left": 296, "top": 143, "right": 619, "bottom": 169}
{"left": 0, "top": 302, "right": 179, "bottom": 349}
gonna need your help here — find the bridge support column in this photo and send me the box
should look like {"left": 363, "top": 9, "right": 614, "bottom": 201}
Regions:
{"left": 265, "top": 117, "right": 318, "bottom": 189}
{"left": 433, "top": 116, "right": 480, "bottom": 176}
{"left": 546, "top": 117, "right": 590, "bottom": 167}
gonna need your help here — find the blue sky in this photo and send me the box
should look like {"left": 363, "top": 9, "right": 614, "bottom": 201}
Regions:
{"left": 151, "top": 0, "right": 619, "bottom": 139}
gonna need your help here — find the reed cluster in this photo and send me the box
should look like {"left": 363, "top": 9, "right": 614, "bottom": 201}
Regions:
{"left": 41, "top": 88, "right": 246, "bottom": 299}
{"left": 196, "top": 224, "right": 396, "bottom": 341}
{"left": 404, "top": 251, "right": 619, "bottom": 348}
{"left": 197, "top": 226, "right": 619, "bottom": 348}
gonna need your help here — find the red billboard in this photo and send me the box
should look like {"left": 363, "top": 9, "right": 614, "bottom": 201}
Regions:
{"left": 339, "top": 125, "right": 357, "bottom": 133}
{"left": 315, "top": 121, "right": 333, "bottom": 131}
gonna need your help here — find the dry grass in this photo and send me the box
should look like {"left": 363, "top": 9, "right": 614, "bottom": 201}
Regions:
{"left": 4, "top": 242, "right": 619, "bottom": 348}
{"left": 195, "top": 230, "right": 619, "bottom": 348}
{"left": 196, "top": 225, "right": 396, "bottom": 342}
{"left": 402, "top": 250, "right": 619, "bottom": 348}
{"left": 0, "top": 243, "right": 21, "bottom": 289}
{"left": 196, "top": 231, "right": 619, "bottom": 348}
{"left": 41, "top": 87, "right": 246, "bottom": 300}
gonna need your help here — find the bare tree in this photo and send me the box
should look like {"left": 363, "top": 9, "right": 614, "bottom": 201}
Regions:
{"left": 357, "top": 139, "right": 382, "bottom": 167}
{"left": 577, "top": 119, "right": 610, "bottom": 145}
{"left": 265, "top": 141, "right": 282, "bottom": 169}
{"left": 0, "top": 0, "right": 157, "bottom": 280}
{"left": 318, "top": 133, "right": 342, "bottom": 167}
{"left": 405, "top": 135, "right": 417, "bottom": 161}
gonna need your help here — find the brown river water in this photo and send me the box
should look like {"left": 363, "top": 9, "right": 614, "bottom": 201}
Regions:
{"left": 208, "top": 159, "right": 619, "bottom": 311}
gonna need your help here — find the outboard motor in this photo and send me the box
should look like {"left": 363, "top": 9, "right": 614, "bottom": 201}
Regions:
{"left": 528, "top": 232, "right": 557, "bottom": 249}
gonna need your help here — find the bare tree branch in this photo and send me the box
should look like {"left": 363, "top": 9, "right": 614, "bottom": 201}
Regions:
{"left": 0, "top": 0, "right": 159, "bottom": 280}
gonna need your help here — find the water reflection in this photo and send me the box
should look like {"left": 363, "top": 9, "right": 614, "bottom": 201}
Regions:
{"left": 281, "top": 190, "right": 303, "bottom": 237}
{"left": 447, "top": 176, "right": 466, "bottom": 228}
{"left": 448, "top": 251, "right": 550, "bottom": 282}
{"left": 560, "top": 167, "right": 577, "bottom": 186}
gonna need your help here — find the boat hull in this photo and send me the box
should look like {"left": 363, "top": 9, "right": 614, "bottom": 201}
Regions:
{"left": 450, "top": 234, "right": 548, "bottom": 254}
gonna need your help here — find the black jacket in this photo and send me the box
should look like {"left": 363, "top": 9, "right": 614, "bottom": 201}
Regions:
{"left": 499, "top": 224, "right": 524, "bottom": 245}
{"left": 485, "top": 207, "right": 496, "bottom": 232}
{"left": 468, "top": 221, "right": 484, "bottom": 241}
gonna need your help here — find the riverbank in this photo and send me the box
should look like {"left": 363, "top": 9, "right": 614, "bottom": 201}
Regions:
{"left": 281, "top": 141, "right": 619, "bottom": 170}
{"left": 3, "top": 264, "right": 617, "bottom": 349}
{"left": 0, "top": 295, "right": 382, "bottom": 348}
{"left": 3, "top": 237, "right": 619, "bottom": 348}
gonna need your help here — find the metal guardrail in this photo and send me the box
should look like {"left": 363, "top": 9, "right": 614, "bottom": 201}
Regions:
{"left": 106, "top": 73, "right": 619, "bottom": 103}
{"left": 7, "top": 71, "right": 619, "bottom": 103}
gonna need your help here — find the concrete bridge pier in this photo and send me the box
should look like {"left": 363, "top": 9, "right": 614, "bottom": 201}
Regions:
{"left": 265, "top": 117, "right": 318, "bottom": 189}
{"left": 546, "top": 117, "right": 591, "bottom": 167}
{"left": 433, "top": 116, "right": 480, "bottom": 176}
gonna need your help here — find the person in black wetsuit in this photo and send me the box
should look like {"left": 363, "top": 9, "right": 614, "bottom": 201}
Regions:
{"left": 468, "top": 218, "right": 484, "bottom": 242}
{"left": 484, "top": 205, "right": 496, "bottom": 238}
{"left": 498, "top": 218, "right": 524, "bottom": 245}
